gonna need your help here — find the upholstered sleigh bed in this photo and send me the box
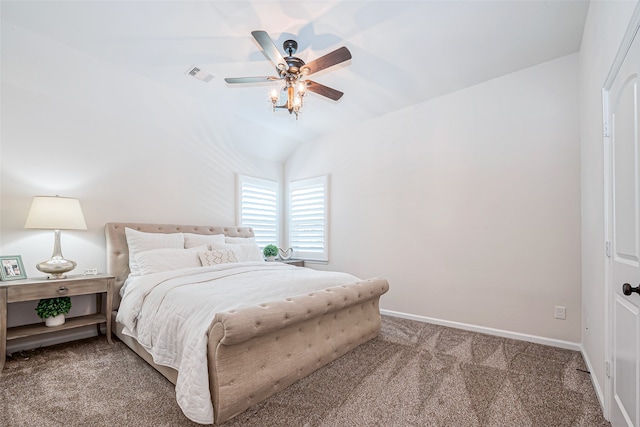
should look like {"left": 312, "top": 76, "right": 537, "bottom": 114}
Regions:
{"left": 105, "top": 223, "right": 389, "bottom": 425}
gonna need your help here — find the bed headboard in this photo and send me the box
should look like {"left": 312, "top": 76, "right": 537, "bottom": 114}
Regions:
{"left": 105, "top": 222, "right": 254, "bottom": 309}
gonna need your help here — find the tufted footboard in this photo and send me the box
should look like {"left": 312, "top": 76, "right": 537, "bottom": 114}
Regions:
{"left": 206, "top": 278, "right": 389, "bottom": 424}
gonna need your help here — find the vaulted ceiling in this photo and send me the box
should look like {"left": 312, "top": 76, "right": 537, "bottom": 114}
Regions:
{"left": 2, "top": 1, "right": 589, "bottom": 162}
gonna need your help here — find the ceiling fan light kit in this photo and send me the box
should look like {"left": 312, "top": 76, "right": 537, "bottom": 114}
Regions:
{"left": 225, "top": 30, "right": 352, "bottom": 120}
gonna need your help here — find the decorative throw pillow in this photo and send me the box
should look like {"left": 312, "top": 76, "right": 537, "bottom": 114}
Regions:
{"left": 125, "top": 228, "right": 184, "bottom": 276}
{"left": 211, "top": 242, "right": 264, "bottom": 262}
{"left": 184, "top": 233, "right": 226, "bottom": 249}
{"left": 135, "top": 245, "right": 206, "bottom": 276}
{"left": 198, "top": 249, "right": 239, "bottom": 266}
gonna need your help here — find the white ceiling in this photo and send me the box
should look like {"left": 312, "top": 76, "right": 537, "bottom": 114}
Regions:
{"left": 2, "top": 1, "right": 589, "bottom": 162}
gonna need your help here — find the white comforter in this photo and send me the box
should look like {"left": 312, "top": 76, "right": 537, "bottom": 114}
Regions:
{"left": 116, "top": 261, "right": 360, "bottom": 424}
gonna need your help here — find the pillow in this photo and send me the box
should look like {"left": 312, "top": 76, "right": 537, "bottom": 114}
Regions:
{"left": 134, "top": 245, "right": 206, "bottom": 276}
{"left": 225, "top": 236, "right": 257, "bottom": 245}
{"left": 211, "top": 242, "right": 265, "bottom": 262}
{"left": 198, "top": 249, "right": 238, "bottom": 266}
{"left": 184, "top": 232, "right": 226, "bottom": 249}
{"left": 125, "top": 228, "right": 184, "bottom": 276}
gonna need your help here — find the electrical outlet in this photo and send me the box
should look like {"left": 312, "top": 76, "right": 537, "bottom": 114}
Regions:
{"left": 554, "top": 306, "right": 566, "bottom": 320}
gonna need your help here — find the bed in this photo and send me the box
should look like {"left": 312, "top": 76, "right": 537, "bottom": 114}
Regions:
{"left": 105, "top": 222, "right": 389, "bottom": 425}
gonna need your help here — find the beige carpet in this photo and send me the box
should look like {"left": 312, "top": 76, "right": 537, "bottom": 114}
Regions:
{"left": 0, "top": 316, "right": 609, "bottom": 426}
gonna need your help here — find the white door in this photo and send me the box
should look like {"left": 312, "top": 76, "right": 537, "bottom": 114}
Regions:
{"left": 607, "top": 17, "right": 640, "bottom": 427}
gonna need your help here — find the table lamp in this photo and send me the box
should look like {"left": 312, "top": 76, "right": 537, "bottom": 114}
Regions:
{"left": 24, "top": 196, "right": 87, "bottom": 279}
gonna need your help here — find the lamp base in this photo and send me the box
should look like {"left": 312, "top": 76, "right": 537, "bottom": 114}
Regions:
{"left": 36, "top": 257, "right": 77, "bottom": 279}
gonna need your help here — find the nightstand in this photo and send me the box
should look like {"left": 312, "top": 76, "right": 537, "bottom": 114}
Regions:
{"left": 280, "top": 259, "right": 304, "bottom": 267}
{"left": 0, "top": 274, "right": 114, "bottom": 371}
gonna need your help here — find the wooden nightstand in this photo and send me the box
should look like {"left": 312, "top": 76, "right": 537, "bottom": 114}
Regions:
{"left": 280, "top": 259, "right": 304, "bottom": 267}
{"left": 0, "top": 274, "right": 114, "bottom": 371}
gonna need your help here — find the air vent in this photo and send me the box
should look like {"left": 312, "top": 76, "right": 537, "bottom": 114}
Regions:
{"left": 186, "top": 66, "right": 214, "bottom": 82}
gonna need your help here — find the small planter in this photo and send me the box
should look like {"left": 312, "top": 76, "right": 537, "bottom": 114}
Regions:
{"left": 45, "top": 314, "right": 65, "bottom": 327}
{"left": 263, "top": 244, "right": 279, "bottom": 262}
{"left": 36, "top": 296, "right": 71, "bottom": 327}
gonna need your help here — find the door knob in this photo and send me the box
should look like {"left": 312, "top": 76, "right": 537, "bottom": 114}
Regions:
{"left": 622, "top": 283, "right": 640, "bottom": 296}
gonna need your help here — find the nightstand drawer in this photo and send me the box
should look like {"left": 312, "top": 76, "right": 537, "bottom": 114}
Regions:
{"left": 6, "top": 279, "right": 108, "bottom": 303}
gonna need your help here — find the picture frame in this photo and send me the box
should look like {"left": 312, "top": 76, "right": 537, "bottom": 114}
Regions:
{"left": 0, "top": 255, "right": 27, "bottom": 281}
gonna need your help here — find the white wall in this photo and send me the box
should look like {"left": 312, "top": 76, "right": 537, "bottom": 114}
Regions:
{"left": 0, "top": 21, "right": 281, "bottom": 337}
{"left": 286, "top": 54, "right": 582, "bottom": 343}
{"left": 579, "top": 0, "right": 638, "bottom": 409}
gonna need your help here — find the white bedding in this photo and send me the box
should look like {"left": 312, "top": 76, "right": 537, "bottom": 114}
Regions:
{"left": 116, "top": 261, "right": 360, "bottom": 424}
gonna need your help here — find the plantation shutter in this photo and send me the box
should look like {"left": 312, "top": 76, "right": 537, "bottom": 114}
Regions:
{"left": 238, "top": 175, "right": 278, "bottom": 248}
{"left": 289, "top": 176, "right": 328, "bottom": 261}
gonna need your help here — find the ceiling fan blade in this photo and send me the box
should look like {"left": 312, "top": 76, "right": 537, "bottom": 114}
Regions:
{"left": 224, "top": 76, "right": 280, "bottom": 84}
{"left": 306, "top": 80, "right": 344, "bottom": 101}
{"left": 251, "top": 30, "right": 288, "bottom": 71}
{"left": 301, "top": 47, "right": 352, "bottom": 76}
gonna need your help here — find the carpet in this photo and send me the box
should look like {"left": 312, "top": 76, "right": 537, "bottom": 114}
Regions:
{"left": 0, "top": 316, "right": 609, "bottom": 426}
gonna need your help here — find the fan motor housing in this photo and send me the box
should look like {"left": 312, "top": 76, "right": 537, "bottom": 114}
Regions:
{"left": 285, "top": 56, "right": 305, "bottom": 73}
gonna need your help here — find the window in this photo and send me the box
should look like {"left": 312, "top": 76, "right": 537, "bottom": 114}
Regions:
{"left": 238, "top": 175, "right": 279, "bottom": 247}
{"left": 288, "top": 176, "right": 328, "bottom": 261}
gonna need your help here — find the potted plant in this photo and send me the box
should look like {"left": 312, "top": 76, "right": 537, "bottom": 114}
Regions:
{"left": 263, "top": 244, "right": 279, "bottom": 261}
{"left": 35, "top": 297, "right": 72, "bottom": 327}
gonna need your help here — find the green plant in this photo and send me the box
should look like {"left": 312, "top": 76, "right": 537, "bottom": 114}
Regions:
{"left": 263, "top": 244, "right": 278, "bottom": 257}
{"left": 35, "top": 297, "right": 72, "bottom": 319}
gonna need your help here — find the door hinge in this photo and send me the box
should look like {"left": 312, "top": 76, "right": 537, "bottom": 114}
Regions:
{"left": 603, "top": 120, "right": 610, "bottom": 138}
{"left": 606, "top": 241, "right": 611, "bottom": 258}
{"left": 605, "top": 360, "right": 611, "bottom": 378}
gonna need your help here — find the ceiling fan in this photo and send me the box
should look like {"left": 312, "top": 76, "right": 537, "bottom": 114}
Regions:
{"left": 224, "top": 30, "right": 352, "bottom": 119}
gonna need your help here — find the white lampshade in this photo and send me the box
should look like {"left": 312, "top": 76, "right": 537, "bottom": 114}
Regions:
{"left": 24, "top": 196, "right": 87, "bottom": 230}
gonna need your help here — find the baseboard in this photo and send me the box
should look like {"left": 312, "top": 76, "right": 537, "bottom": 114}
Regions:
{"left": 380, "top": 309, "right": 582, "bottom": 351}
{"left": 580, "top": 345, "right": 607, "bottom": 413}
